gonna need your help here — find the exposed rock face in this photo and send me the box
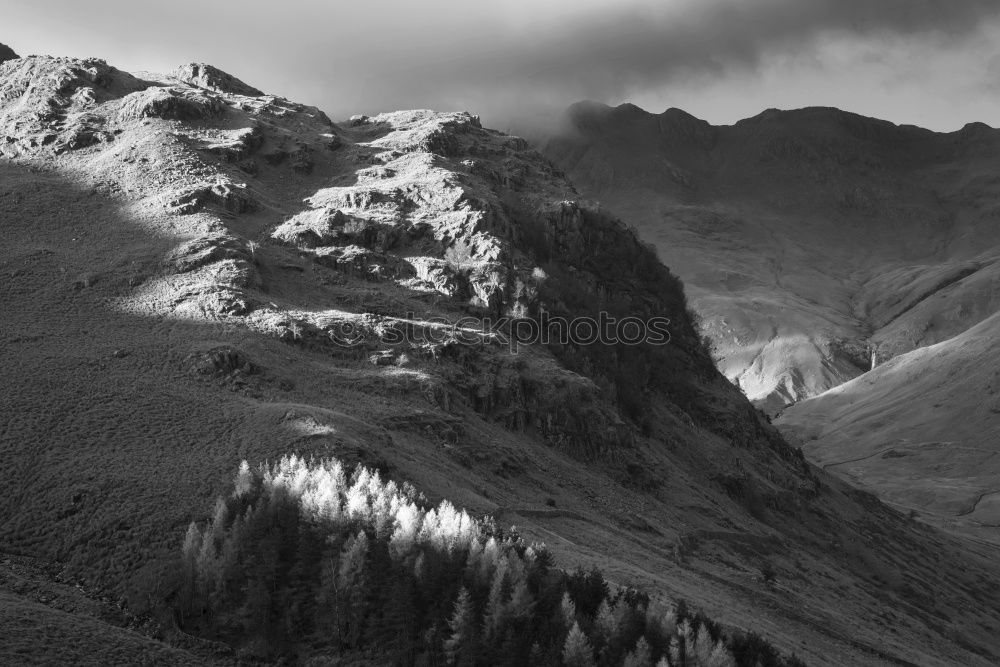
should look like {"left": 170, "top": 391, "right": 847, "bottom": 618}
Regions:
{"left": 171, "top": 62, "right": 263, "bottom": 96}
{"left": 5, "top": 55, "right": 1000, "bottom": 666}
{"left": 0, "top": 43, "right": 18, "bottom": 63}
{"left": 0, "top": 57, "right": 148, "bottom": 154}
{"left": 117, "top": 85, "right": 227, "bottom": 122}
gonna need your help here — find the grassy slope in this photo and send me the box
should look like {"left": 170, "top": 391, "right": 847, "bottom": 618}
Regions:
{"left": 0, "top": 555, "right": 210, "bottom": 665}
{"left": 778, "top": 312, "right": 1000, "bottom": 545}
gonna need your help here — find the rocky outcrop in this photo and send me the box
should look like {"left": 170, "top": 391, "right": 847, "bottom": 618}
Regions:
{"left": 0, "top": 57, "right": 147, "bottom": 155}
{"left": 201, "top": 126, "right": 264, "bottom": 162}
{"left": 168, "top": 180, "right": 257, "bottom": 214}
{"left": 166, "top": 234, "right": 253, "bottom": 273}
{"left": 313, "top": 245, "right": 416, "bottom": 281}
{"left": 117, "top": 86, "right": 225, "bottom": 121}
{"left": 171, "top": 63, "right": 263, "bottom": 96}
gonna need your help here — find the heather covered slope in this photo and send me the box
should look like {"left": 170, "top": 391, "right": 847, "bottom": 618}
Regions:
{"left": 3, "top": 55, "right": 1000, "bottom": 664}
{"left": 541, "top": 102, "right": 1000, "bottom": 413}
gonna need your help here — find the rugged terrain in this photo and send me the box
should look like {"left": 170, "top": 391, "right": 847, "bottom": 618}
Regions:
{"left": 542, "top": 102, "right": 1000, "bottom": 413}
{"left": 778, "top": 311, "right": 1000, "bottom": 545}
{"left": 3, "top": 48, "right": 1000, "bottom": 664}
{"left": 541, "top": 101, "right": 1000, "bottom": 546}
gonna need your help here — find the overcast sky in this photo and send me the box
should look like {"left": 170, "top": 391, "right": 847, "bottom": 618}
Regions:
{"left": 5, "top": 0, "right": 1000, "bottom": 132}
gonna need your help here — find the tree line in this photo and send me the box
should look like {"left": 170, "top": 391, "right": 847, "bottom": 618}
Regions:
{"left": 175, "top": 455, "right": 805, "bottom": 666}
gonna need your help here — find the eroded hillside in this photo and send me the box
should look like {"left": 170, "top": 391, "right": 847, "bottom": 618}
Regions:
{"left": 2, "top": 54, "right": 1000, "bottom": 664}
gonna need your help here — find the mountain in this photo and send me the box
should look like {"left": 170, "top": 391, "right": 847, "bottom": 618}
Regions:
{"left": 540, "top": 100, "right": 1000, "bottom": 550}
{"left": 541, "top": 101, "right": 1000, "bottom": 414}
{"left": 4, "top": 53, "right": 1000, "bottom": 664}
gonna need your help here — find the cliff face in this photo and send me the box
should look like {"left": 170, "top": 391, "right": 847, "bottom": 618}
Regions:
{"left": 3, "top": 55, "right": 1000, "bottom": 665}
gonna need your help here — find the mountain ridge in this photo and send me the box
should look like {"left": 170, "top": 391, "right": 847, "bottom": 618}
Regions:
{"left": 541, "top": 96, "right": 1000, "bottom": 553}
{"left": 542, "top": 98, "right": 1000, "bottom": 412}
{"left": 564, "top": 99, "right": 995, "bottom": 135}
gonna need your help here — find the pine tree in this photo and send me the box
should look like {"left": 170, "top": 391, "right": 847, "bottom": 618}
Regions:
{"left": 195, "top": 523, "right": 220, "bottom": 597}
{"left": 563, "top": 622, "right": 597, "bottom": 667}
{"left": 314, "top": 555, "right": 340, "bottom": 641}
{"left": 464, "top": 535, "right": 484, "bottom": 580}
{"left": 337, "top": 531, "right": 369, "bottom": 647}
{"left": 182, "top": 522, "right": 202, "bottom": 564}
{"left": 243, "top": 572, "right": 275, "bottom": 646}
{"left": 179, "top": 522, "right": 203, "bottom": 618}
{"left": 594, "top": 598, "right": 617, "bottom": 647}
{"left": 678, "top": 619, "right": 694, "bottom": 665}
{"left": 623, "top": 637, "right": 653, "bottom": 667}
{"left": 233, "top": 460, "right": 254, "bottom": 498}
{"left": 389, "top": 501, "right": 422, "bottom": 560}
{"left": 528, "top": 642, "right": 545, "bottom": 666}
{"left": 216, "top": 511, "right": 245, "bottom": 612}
{"left": 706, "top": 640, "right": 736, "bottom": 667}
{"left": 669, "top": 636, "right": 682, "bottom": 667}
{"left": 370, "top": 566, "right": 418, "bottom": 663}
{"left": 479, "top": 537, "right": 500, "bottom": 585}
{"left": 444, "top": 587, "right": 477, "bottom": 666}
{"left": 506, "top": 577, "right": 536, "bottom": 622}
{"left": 483, "top": 555, "right": 510, "bottom": 641}
{"left": 560, "top": 591, "right": 578, "bottom": 629}
{"left": 646, "top": 603, "right": 677, "bottom": 655}
{"left": 692, "top": 624, "right": 714, "bottom": 665}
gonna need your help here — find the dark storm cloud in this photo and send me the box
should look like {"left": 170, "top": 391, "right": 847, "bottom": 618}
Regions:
{"left": 380, "top": 0, "right": 1000, "bottom": 126}
{"left": 6, "top": 0, "right": 1000, "bottom": 128}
